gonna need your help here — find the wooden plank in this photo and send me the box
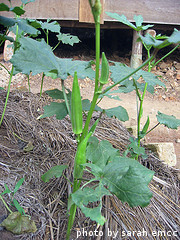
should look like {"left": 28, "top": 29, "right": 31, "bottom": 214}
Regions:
{"left": 0, "top": 0, "right": 79, "bottom": 20}
{"left": 1, "top": 0, "right": 180, "bottom": 25}
{"left": 104, "top": 0, "right": 180, "bottom": 25}
{"left": 79, "top": 0, "right": 104, "bottom": 24}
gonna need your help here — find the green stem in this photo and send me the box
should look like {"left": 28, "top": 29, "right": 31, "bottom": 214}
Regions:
{"left": 102, "top": 51, "right": 157, "bottom": 95}
{"left": 95, "top": 22, "right": 100, "bottom": 92}
{"left": 0, "top": 66, "right": 14, "bottom": 127}
{"left": 52, "top": 41, "right": 61, "bottom": 52}
{"left": 40, "top": 73, "right": 45, "bottom": 97}
{"left": 0, "top": 63, "right": 11, "bottom": 75}
{"left": 0, "top": 195, "right": 13, "bottom": 214}
{"left": 152, "top": 44, "right": 180, "bottom": 68}
{"left": 61, "top": 80, "right": 71, "bottom": 118}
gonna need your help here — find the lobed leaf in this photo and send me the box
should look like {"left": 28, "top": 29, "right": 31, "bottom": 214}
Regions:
{"left": 45, "top": 89, "right": 64, "bottom": 100}
{"left": 72, "top": 184, "right": 111, "bottom": 225}
{"left": 156, "top": 111, "right": 180, "bottom": 129}
{"left": 41, "top": 165, "right": 68, "bottom": 183}
{"left": 40, "top": 102, "right": 68, "bottom": 120}
{"left": 104, "top": 106, "right": 129, "bottom": 122}
{"left": 86, "top": 136, "right": 119, "bottom": 168}
{"left": 0, "top": 3, "right": 9, "bottom": 11}
{"left": 82, "top": 99, "right": 102, "bottom": 112}
{"left": 101, "top": 156, "right": 154, "bottom": 207}
{"left": 57, "top": 33, "right": 80, "bottom": 46}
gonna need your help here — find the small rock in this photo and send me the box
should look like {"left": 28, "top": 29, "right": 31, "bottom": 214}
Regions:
{"left": 176, "top": 70, "right": 180, "bottom": 80}
{"left": 174, "top": 62, "right": 180, "bottom": 70}
{"left": 145, "top": 142, "right": 177, "bottom": 167}
{"left": 159, "top": 62, "right": 170, "bottom": 70}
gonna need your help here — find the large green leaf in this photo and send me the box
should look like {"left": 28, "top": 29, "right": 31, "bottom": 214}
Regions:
{"left": 71, "top": 184, "right": 111, "bottom": 225}
{"left": 82, "top": 99, "right": 102, "bottom": 112}
{"left": 56, "top": 58, "right": 95, "bottom": 80}
{"left": 0, "top": 3, "right": 9, "bottom": 11}
{"left": 110, "top": 62, "right": 165, "bottom": 88}
{"left": 57, "top": 33, "right": 80, "bottom": 46}
{"left": 86, "top": 136, "right": 119, "bottom": 168}
{"left": 85, "top": 138, "right": 154, "bottom": 207}
{"left": 138, "top": 29, "right": 180, "bottom": 49}
{"left": 41, "top": 165, "right": 68, "bottom": 183}
{"left": 40, "top": 102, "right": 68, "bottom": 120}
{"left": 104, "top": 106, "right": 129, "bottom": 122}
{"left": 10, "top": 19, "right": 39, "bottom": 35}
{"left": 156, "top": 111, "right": 180, "bottom": 129}
{"left": 101, "top": 156, "right": 154, "bottom": 207}
{"left": 11, "top": 37, "right": 60, "bottom": 76}
{"left": 106, "top": 12, "right": 153, "bottom": 31}
{"left": 39, "top": 20, "right": 61, "bottom": 33}
{"left": 11, "top": 37, "right": 94, "bottom": 79}
{"left": 45, "top": 89, "right": 64, "bottom": 99}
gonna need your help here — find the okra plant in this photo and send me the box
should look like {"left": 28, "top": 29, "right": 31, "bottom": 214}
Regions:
{"left": 0, "top": 0, "right": 80, "bottom": 127}
{"left": 0, "top": 0, "right": 180, "bottom": 239}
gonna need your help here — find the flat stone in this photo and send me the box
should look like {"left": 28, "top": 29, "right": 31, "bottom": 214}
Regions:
{"left": 3, "top": 32, "right": 16, "bottom": 61}
{"left": 176, "top": 70, "right": 180, "bottom": 80}
{"left": 145, "top": 142, "right": 177, "bottom": 167}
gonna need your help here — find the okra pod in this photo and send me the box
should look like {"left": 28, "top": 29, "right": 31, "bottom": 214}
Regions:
{"left": 71, "top": 72, "right": 83, "bottom": 135}
{"left": 99, "top": 52, "right": 109, "bottom": 85}
{"left": 73, "top": 132, "right": 92, "bottom": 179}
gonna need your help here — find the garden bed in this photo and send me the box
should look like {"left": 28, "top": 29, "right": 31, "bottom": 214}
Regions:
{"left": 0, "top": 90, "right": 179, "bottom": 239}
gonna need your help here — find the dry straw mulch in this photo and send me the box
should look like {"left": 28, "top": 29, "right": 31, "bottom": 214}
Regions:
{"left": 0, "top": 90, "right": 179, "bottom": 240}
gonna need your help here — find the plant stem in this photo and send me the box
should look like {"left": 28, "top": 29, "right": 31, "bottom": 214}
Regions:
{"left": 0, "top": 66, "right": 14, "bottom": 127}
{"left": 40, "top": 73, "right": 45, "bottom": 97}
{"left": 0, "top": 195, "right": 13, "bottom": 214}
{"left": 95, "top": 22, "right": 100, "bottom": 92}
{"left": 102, "top": 51, "right": 157, "bottom": 95}
{"left": 0, "top": 63, "right": 11, "bottom": 75}
{"left": 61, "top": 80, "right": 71, "bottom": 118}
{"left": 152, "top": 44, "right": 180, "bottom": 68}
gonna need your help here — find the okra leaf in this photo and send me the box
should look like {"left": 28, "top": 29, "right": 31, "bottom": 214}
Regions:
{"left": 11, "top": 37, "right": 60, "bottom": 76}
{"left": 38, "top": 20, "right": 61, "bottom": 33}
{"left": 104, "top": 106, "right": 129, "bottom": 122}
{"left": 106, "top": 12, "right": 136, "bottom": 30}
{"left": 156, "top": 111, "right": 180, "bottom": 129}
{"left": 10, "top": 19, "right": 40, "bottom": 35}
{"left": 106, "top": 12, "right": 153, "bottom": 31}
{"left": 57, "top": 33, "right": 80, "bottom": 46}
{"left": 99, "top": 90, "right": 122, "bottom": 101}
{"left": 45, "top": 89, "right": 64, "bottom": 100}
{"left": 0, "top": 34, "right": 15, "bottom": 42}
{"left": 86, "top": 136, "right": 119, "bottom": 168}
{"left": 101, "top": 156, "right": 154, "bottom": 207}
{"left": 40, "top": 102, "right": 68, "bottom": 120}
{"left": 71, "top": 184, "right": 111, "bottom": 225}
{"left": 110, "top": 62, "right": 165, "bottom": 88}
{"left": 82, "top": 99, "right": 102, "bottom": 112}
{"left": 0, "top": 3, "right": 9, "bottom": 11}
{"left": 10, "top": 7, "right": 25, "bottom": 16}
{"left": 138, "top": 29, "right": 180, "bottom": 49}
{"left": 56, "top": 58, "right": 95, "bottom": 80}
{"left": 41, "top": 165, "right": 68, "bottom": 183}
{"left": 0, "top": 16, "right": 17, "bottom": 27}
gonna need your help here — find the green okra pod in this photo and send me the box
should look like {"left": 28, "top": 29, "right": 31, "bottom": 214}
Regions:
{"left": 99, "top": 52, "right": 109, "bottom": 85}
{"left": 73, "top": 132, "right": 92, "bottom": 179}
{"left": 71, "top": 72, "right": 83, "bottom": 135}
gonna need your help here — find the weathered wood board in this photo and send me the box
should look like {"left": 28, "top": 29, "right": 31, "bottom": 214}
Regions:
{"left": 1, "top": 0, "right": 180, "bottom": 25}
